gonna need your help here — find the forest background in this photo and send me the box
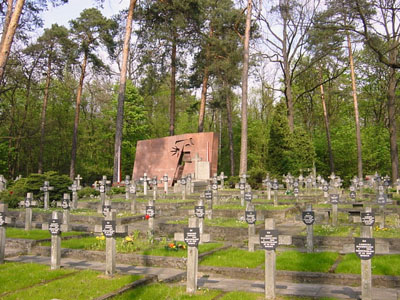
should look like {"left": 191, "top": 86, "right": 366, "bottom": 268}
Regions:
{"left": 0, "top": 0, "right": 398, "bottom": 187}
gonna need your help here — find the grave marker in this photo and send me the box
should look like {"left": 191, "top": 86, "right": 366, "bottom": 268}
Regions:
{"left": 124, "top": 175, "right": 131, "bottom": 201}
{"left": 94, "top": 211, "right": 128, "bottom": 276}
{"left": 181, "top": 177, "right": 187, "bottom": 200}
{"left": 302, "top": 204, "right": 314, "bottom": 252}
{"left": 59, "top": 193, "right": 71, "bottom": 232}
{"left": 263, "top": 176, "right": 271, "bottom": 201}
{"left": 204, "top": 189, "right": 213, "bottom": 219}
{"left": 40, "top": 181, "right": 54, "bottom": 210}
{"left": 240, "top": 174, "right": 249, "bottom": 206}
{"left": 68, "top": 180, "right": 81, "bottom": 209}
{"left": 211, "top": 176, "right": 219, "bottom": 205}
{"left": 330, "top": 194, "right": 339, "bottom": 226}
{"left": 218, "top": 172, "right": 227, "bottom": 189}
{"left": 260, "top": 219, "right": 278, "bottom": 299}
{"left": 357, "top": 207, "right": 375, "bottom": 300}
{"left": 21, "top": 193, "right": 37, "bottom": 231}
{"left": 246, "top": 203, "right": 256, "bottom": 252}
{"left": 152, "top": 177, "right": 158, "bottom": 201}
{"left": 376, "top": 192, "right": 387, "bottom": 229}
{"left": 0, "top": 203, "right": 12, "bottom": 264}
{"left": 0, "top": 175, "right": 7, "bottom": 192}
{"left": 146, "top": 199, "right": 155, "bottom": 240}
{"left": 184, "top": 217, "right": 199, "bottom": 293}
{"left": 162, "top": 174, "right": 169, "bottom": 195}
{"left": 141, "top": 173, "right": 148, "bottom": 196}
{"left": 130, "top": 180, "right": 137, "bottom": 214}
{"left": 75, "top": 174, "right": 83, "bottom": 187}
{"left": 49, "top": 211, "right": 61, "bottom": 270}
{"left": 272, "top": 179, "right": 278, "bottom": 207}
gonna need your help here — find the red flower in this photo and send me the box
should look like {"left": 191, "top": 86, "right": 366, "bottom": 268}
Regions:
{"left": 145, "top": 214, "right": 150, "bottom": 220}
{"left": 9, "top": 191, "right": 13, "bottom": 195}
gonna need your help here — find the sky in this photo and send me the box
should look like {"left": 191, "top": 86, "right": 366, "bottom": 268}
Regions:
{"left": 42, "top": 0, "right": 130, "bottom": 29}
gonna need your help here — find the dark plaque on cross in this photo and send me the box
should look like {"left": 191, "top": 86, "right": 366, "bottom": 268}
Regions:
{"left": 302, "top": 211, "right": 315, "bottom": 225}
{"left": 349, "top": 191, "right": 356, "bottom": 200}
{"left": 272, "top": 182, "right": 278, "bottom": 190}
{"left": 293, "top": 187, "right": 299, "bottom": 195}
{"left": 245, "top": 211, "right": 256, "bottom": 224}
{"left": 194, "top": 206, "right": 205, "bottom": 218}
{"left": 61, "top": 199, "right": 70, "bottom": 210}
{"left": 102, "top": 205, "right": 112, "bottom": 216}
{"left": 377, "top": 194, "right": 387, "bottom": 205}
{"left": 323, "top": 185, "right": 329, "bottom": 192}
{"left": 355, "top": 237, "right": 375, "bottom": 260}
{"left": 49, "top": 219, "right": 61, "bottom": 235}
{"left": 259, "top": 229, "right": 279, "bottom": 250}
{"left": 0, "top": 212, "right": 5, "bottom": 227}
{"left": 129, "top": 185, "right": 136, "bottom": 194}
{"left": 181, "top": 178, "right": 186, "bottom": 185}
{"left": 239, "top": 182, "right": 246, "bottom": 191}
{"left": 163, "top": 175, "right": 168, "bottom": 182}
{"left": 146, "top": 206, "right": 155, "bottom": 218}
{"left": 184, "top": 227, "right": 200, "bottom": 248}
{"left": 102, "top": 220, "right": 116, "bottom": 238}
{"left": 24, "top": 198, "right": 31, "bottom": 208}
{"left": 100, "top": 185, "right": 105, "bottom": 193}
{"left": 205, "top": 190, "right": 212, "bottom": 200}
{"left": 361, "top": 212, "right": 375, "bottom": 226}
{"left": 330, "top": 194, "right": 339, "bottom": 204}
{"left": 244, "top": 192, "right": 252, "bottom": 202}
{"left": 294, "top": 181, "right": 299, "bottom": 188}
{"left": 212, "top": 183, "right": 218, "bottom": 190}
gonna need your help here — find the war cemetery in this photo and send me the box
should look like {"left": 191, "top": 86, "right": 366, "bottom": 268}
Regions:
{"left": 0, "top": 132, "right": 398, "bottom": 300}
{"left": 3, "top": 0, "right": 400, "bottom": 299}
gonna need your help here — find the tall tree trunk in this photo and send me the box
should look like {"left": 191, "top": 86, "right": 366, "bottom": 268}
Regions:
{"left": 113, "top": 0, "right": 136, "bottom": 184}
{"left": 198, "top": 27, "right": 213, "bottom": 133}
{"left": 38, "top": 52, "right": 52, "bottom": 174}
{"left": 319, "top": 70, "right": 334, "bottom": 173}
{"left": 69, "top": 51, "right": 88, "bottom": 179}
{"left": 0, "top": 0, "right": 25, "bottom": 83}
{"left": 239, "top": 0, "right": 252, "bottom": 175}
{"left": 388, "top": 50, "right": 399, "bottom": 181}
{"left": 225, "top": 82, "right": 235, "bottom": 176}
{"left": 0, "top": 0, "right": 14, "bottom": 48}
{"left": 169, "top": 32, "right": 177, "bottom": 136}
{"left": 280, "top": 0, "right": 294, "bottom": 133}
{"left": 347, "top": 32, "right": 363, "bottom": 179}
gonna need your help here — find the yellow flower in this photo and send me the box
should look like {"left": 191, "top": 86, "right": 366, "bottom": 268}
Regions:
{"left": 125, "top": 236, "right": 133, "bottom": 242}
{"left": 99, "top": 235, "right": 105, "bottom": 241}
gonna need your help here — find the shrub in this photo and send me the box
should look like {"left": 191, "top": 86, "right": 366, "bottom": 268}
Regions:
{"left": 78, "top": 187, "right": 99, "bottom": 198}
{"left": 248, "top": 167, "right": 267, "bottom": 190}
{"left": 110, "top": 186, "right": 125, "bottom": 195}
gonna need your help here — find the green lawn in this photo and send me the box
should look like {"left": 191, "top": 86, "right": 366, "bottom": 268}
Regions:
{"left": 169, "top": 217, "right": 250, "bottom": 228}
{"left": 213, "top": 204, "right": 293, "bottom": 210}
{"left": 305, "top": 225, "right": 354, "bottom": 237}
{"left": 335, "top": 253, "right": 400, "bottom": 276}
{"left": 6, "top": 227, "right": 85, "bottom": 240}
{"left": 200, "top": 248, "right": 339, "bottom": 273}
{"left": 199, "top": 248, "right": 265, "bottom": 268}
{"left": 40, "top": 236, "right": 223, "bottom": 258}
{"left": 0, "top": 262, "right": 142, "bottom": 300}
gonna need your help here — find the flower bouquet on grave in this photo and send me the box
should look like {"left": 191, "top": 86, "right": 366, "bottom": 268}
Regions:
{"left": 165, "top": 241, "right": 186, "bottom": 252}
{"left": 88, "top": 234, "right": 106, "bottom": 251}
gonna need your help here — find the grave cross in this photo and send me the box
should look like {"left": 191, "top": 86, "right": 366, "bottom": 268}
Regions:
{"left": 75, "top": 174, "right": 83, "bottom": 188}
{"left": 129, "top": 180, "right": 137, "bottom": 214}
{"left": 263, "top": 174, "right": 271, "bottom": 201}
{"left": 302, "top": 204, "right": 315, "bottom": 253}
{"left": 151, "top": 176, "right": 158, "bottom": 201}
{"left": 218, "top": 172, "right": 227, "bottom": 190}
{"left": 272, "top": 179, "right": 279, "bottom": 207}
{"left": 176, "top": 199, "right": 211, "bottom": 244}
{"left": 19, "top": 193, "right": 37, "bottom": 231}
{"left": 246, "top": 202, "right": 257, "bottom": 252}
{"left": 57, "top": 193, "right": 71, "bottom": 232}
{"left": 376, "top": 189, "right": 387, "bottom": 229}
{"left": 94, "top": 211, "right": 128, "bottom": 276}
{"left": 40, "top": 181, "right": 54, "bottom": 210}
{"left": 124, "top": 175, "right": 131, "bottom": 201}
{"left": 184, "top": 217, "right": 200, "bottom": 293}
{"left": 140, "top": 173, "right": 148, "bottom": 196}
{"left": 358, "top": 206, "right": 374, "bottom": 300}
{"left": 329, "top": 194, "right": 340, "bottom": 226}
{"left": 145, "top": 198, "right": 156, "bottom": 241}
{"left": 162, "top": 174, "right": 169, "bottom": 195}
{"left": 260, "top": 218, "right": 278, "bottom": 299}
{"left": 240, "top": 173, "right": 250, "bottom": 206}
{"left": 0, "top": 203, "right": 13, "bottom": 264}
{"left": 204, "top": 189, "right": 213, "bottom": 219}
{"left": 48, "top": 211, "right": 62, "bottom": 270}
{"left": 0, "top": 175, "right": 7, "bottom": 192}
{"left": 396, "top": 178, "right": 400, "bottom": 195}
{"left": 180, "top": 177, "right": 187, "bottom": 200}
{"left": 68, "top": 180, "right": 81, "bottom": 209}
{"left": 211, "top": 174, "right": 219, "bottom": 206}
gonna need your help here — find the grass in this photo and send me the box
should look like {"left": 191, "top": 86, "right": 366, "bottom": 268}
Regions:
{"left": 168, "top": 217, "right": 250, "bottom": 228}
{"left": 213, "top": 204, "right": 293, "bottom": 211}
{"left": 6, "top": 227, "right": 85, "bottom": 240}
{"left": 199, "top": 248, "right": 265, "bottom": 268}
{"left": 352, "top": 225, "right": 400, "bottom": 238}
{"left": 3, "top": 268, "right": 142, "bottom": 300}
{"left": 276, "top": 251, "right": 339, "bottom": 272}
{"left": 40, "top": 235, "right": 223, "bottom": 258}
{"left": 0, "top": 262, "right": 75, "bottom": 295}
{"left": 304, "top": 224, "right": 354, "bottom": 237}
{"left": 335, "top": 253, "right": 400, "bottom": 276}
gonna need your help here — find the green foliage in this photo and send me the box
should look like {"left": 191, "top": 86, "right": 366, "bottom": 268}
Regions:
{"left": 77, "top": 187, "right": 99, "bottom": 198}
{"left": 247, "top": 167, "right": 267, "bottom": 189}
{"left": 110, "top": 186, "right": 125, "bottom": 195}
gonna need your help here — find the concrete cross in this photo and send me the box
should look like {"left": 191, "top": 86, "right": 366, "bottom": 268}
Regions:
{"left": 40, "top": 181, "right": 54, "bottom": 210}
{"left": 68, "top": 180, "right": 81, "bottom": 209}
{"left": 0, "top": 203, "right": 13, "bottom": 264}
{"left": 75, "top": 174, "right": 83, "bottom": 188}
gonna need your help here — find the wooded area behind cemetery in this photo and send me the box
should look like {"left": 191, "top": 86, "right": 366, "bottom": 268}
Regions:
{"left": 0, "top": 0, "right": 399, "bottom": 186}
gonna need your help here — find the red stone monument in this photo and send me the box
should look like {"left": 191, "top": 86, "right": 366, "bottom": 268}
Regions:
{"left": 132, "top": 132, "right": 218, "bottom": 186}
